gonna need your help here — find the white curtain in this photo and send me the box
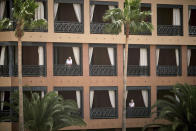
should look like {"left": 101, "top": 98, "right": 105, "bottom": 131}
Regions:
{"left": 76, "top": 91, "right": 81, "bottom": 108}
{"left": 72, "top": 47, "right": 80, "bottom": 65}
{"left": 107, "top": 48, "right": 115, "bottom": 66}
{"left": 89, "top": 47, "right": 94, "bottom": 64}
{"left": 38, "top": 46, "right": 44, "bottom": 65}
{"left": 175, "top": 49, "right": 179, "bottom": 66}
{"left": 55, "top": 91, "right": 58, "bottom": 95}
{"left": 108, "top": 90, "right": 115, "bottom": 108}
{"left": 41, "top": 91, "right": 44, "bottom": 98}
{"left": 90, "top": 5, "right": 95, "bottom": 22}
{"left": 189, "top": 10, "right": 191, "bottom": 22}
{"left": 139, "top": 48, "right": 148, "bottom": 66}
{"left": 175, "top": 95, "right": 180, "bottom": 102}
{"left": 0, "top": 46, "right": 6, "bottom": 65}
{"left": 0, "top": 0, "right": 6, "bottom": 20}
{"left": 90, "top": 91, "right": 94, "bottom": 108}
{"left": 108, "top": 5, "right": 115, "bottom": 10}
{"left": 54, "top": 3, "right": 59, "bottom": 20}
{"left": 73, "top": 4, "right": 81, "bottom": 23}
{"left": 141, "top": 90, "right": 148, "bottom": 107}
{"left": 173, "top": 8, "right": 181, "bottom": 26}
{"left": 156, "top": 49, "right": 160, "bottom": 66}
{"left": 35, "top": 2, "right": 44, "bottom": 20}
{"left": 0, "top": 92, "right": 5, "bottom": 111}
{"left": 125, "top": 90, "right": 128, "bottom": 101}
{"left": 187, "top": 49, "right": 191, "bottom": 66}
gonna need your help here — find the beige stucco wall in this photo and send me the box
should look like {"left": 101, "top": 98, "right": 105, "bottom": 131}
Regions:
{"left": 0, "top": 0, "right": 196, "bottom": 130}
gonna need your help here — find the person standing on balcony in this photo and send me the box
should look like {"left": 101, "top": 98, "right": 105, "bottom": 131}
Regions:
{"left": 66, "top": 56, "right": 72, "bottom": 66}
{"left": 129, "top": 99, "right": 135, "bottom": 108}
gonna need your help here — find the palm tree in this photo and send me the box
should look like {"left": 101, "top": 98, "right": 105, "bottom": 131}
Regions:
{"left": 10, "top": 91, "right": 86, "bottom": 131}
{"left": 12, "top": 0, "right": 44, "bottom": 130}
{"left": 103, "top": 0, "right": 153, "bottom": 130}
{"left": 144, "top": 83, "right": 196, "bottom": 131}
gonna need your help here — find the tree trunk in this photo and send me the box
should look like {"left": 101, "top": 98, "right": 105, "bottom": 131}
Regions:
{"left": 18, "top": 38, "right": 24, "bottom": 131}
{"left": 122, "top": 23, "right": 130, "bottom": 131}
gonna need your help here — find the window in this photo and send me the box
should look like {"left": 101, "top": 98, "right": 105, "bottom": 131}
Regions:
{"left": 157, "top": 4, "right": 183, "bottom": 36}
{"left": 90, "top": 86, "right": 118, "bottom": 119}
{"left": 53, "top": 43, "right": 82, "bottom": 76}
{"left": 126, "top": 86, "right": 151, "bottom": 118}
{"left": 127, "top": 45, "right": 150, "bottom": 76}
{"left": 187, "top": 46, "right": 196, "bottom": 76}
{"left": 156, "top": 46, "right": 181, "bottom": 76}
{"left": 189, "top": 6, "right": 196, "bottom": 35}
{"left": 14, "top": 42, "right": 46, "bottom": 76}
{"left": 54, "top": 0, "right": 84, "bottom": 33}
{"left": 90, "top": 1, "right": 118, "bottom": 34}
{"left": 54, "top": 87, "right": 83, "bottom": 117}
{"left": 89, "top": 44, "right": 117, "bottom": 76}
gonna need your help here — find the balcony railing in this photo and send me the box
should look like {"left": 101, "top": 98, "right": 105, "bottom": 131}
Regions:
{"left": 54, "top": 21, "right": 83, "bottom": 33}
{"left": 90, "top": 23, "right": 109, "bottom": 34}
{"left": 89, "top": 65, "right": 116, "bottom": 76}
{"left": 24, "top": 26, "right": 48, "bottom": 32}
{"left": 0, "top": 110, "right": 11, "bottom": 122}
{"left": 189, "top": 26, "right": 196, "bottom": 36}
{"left": 126, "top": 107, "right": 150, "bottom": 118}
{"left": 90, "top": 107, "right": 117, "bottom": 119}
{"left": 157, "top": 65, "right": 181, "bottom": 76}
{"left": 127, "top": 65, "right": 149, "bottom": 76}
{"left": 53, "top": 64, "right": 81, "bottom": 76}
{"left": 0, "top": 65, "right": 9, "bottom": 76}
{"left": 13, "top": 65, "right": 46, "bottom": 76}
{"left": 188, "top": 66, "right": 196, "bottom": 76}
{"left": 157, "top": 25, "right": 183, "bottom": 36}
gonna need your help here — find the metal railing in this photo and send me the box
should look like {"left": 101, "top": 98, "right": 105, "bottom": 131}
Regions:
{"left": 0, "top": 110, "right": 11, "bottom": 122}
{"left": 54, "top": 21, "right": 83, "bottom": 33}
{"left": 0, "top": 65, "right": 9, "bottom": 76}
{"left": 13, "top": 65, "right": 46, "bottom": 76}
{"left": 126, "top": 107, "right": 150, "bottom": 118}
{"left": 89, "top": 65, "right": 116, "bottom": 76}
{"left": 157, "top": 65, "right": 181, "bottom": 76}
{"left": 187, "top": 66, "right": 196, "bottom": 76}
{"left": 127, "top": 65, "right": 149, "bottom": 76}
{"left": 24, "top": 26, "right": 48, "bottom": 32}
{"left": 189, "top": 26, "right": 196, "bottom": 36}
{"left": 90, "top": 23, "right": 110, "bottom": 34}
{"left": 53, "top": 64, "right": 81, "bottom": 76}
{"left": 157, "top": 25, "right": 183, "bottom": 36}
{"left": 90, "top": 107, "right": 118, "bottom": 119}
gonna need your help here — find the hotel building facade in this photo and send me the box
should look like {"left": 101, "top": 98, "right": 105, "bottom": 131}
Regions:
{"left": 0, "top": 0, "right": 196, "bottom": 130}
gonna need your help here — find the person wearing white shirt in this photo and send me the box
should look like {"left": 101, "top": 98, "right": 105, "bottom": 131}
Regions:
{"left": 129, "top": 99, "right": 135, "bottom": 108}
{"left": 66, "top": 56, "right": 72, "bottom": 65}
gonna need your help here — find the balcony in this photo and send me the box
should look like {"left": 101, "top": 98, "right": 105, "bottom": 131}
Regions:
{"left": 189, "top": 26, "right": 196, "bottom": 36}
{"left": 13, "top": 65, "right": 46, "bottom": 77}
{"left": 54, "top": 21, "right": 83, "bottom": 33}
{"left": 126, "top": 107, "right": 150, "bottom": 118}
{"left": 89, "top": 65, "right": 116, "bottom": 76}
{"left": 0, "top": 65, "right": 9, "bottom": 76}
{"left": 53, "top": 65, "right": 81, "bottom": 76}
{"left": 127, "top": 65, "right": 149, "bottom": 76}
{"left": 90, "top": 107, "right": 117, "bottom": 119}
{"left": 157, "top": 65, "right": 181, "bottom": 76}
{"left": 157, "top": 25, "right": 183, "bottom": 36}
